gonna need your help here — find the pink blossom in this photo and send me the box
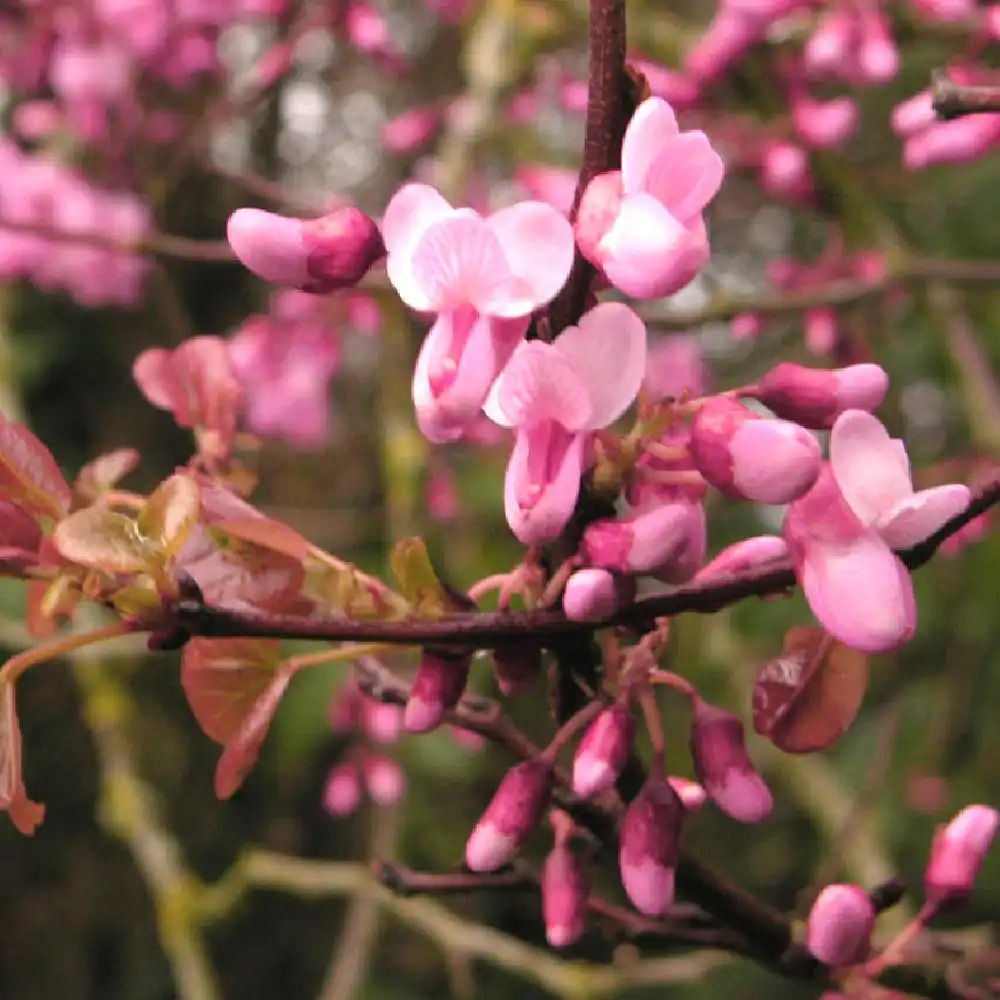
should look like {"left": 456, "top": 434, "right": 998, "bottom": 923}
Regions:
{"left": 514, "top": 165, "right": 578, "bottom": 216}
{"left": 562, "top": 568, "right": 634, "bottom": 622}
{"left": 755, "top": 362, "right": 889, "bottom": 429}
{"left": 574, "top": 98, "right": 724, "bottom": 299}
{"left": 830, "top": 410, "right": 971, "bottom": 549}
{"left": 925, "top": 804, "right": 999, "bottom": 905}
{"left": 572, "top": 700, "right": 635, "bottom": 799}
{"left": 542, "top": 844, "right": 588, "bottom": 947}
{"left": 485, "top": 303, "right": 647, "bottom": 545}
{"left": 792, "top": 95, "right": 859, "bottom": 150}
{"left": 642, "top": 335, "right": 705, "bottom": 402}
{"left": 383, "top": 183, "right": 575, "bottom": 443}
{"left": 695, "top": 536, "right": 790, "bottom": 583}
{"left": 806, "top": 885, "right": 875, "bottom": 966}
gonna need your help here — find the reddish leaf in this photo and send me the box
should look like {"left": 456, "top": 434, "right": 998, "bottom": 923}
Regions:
{"left": 138, "top": 474, "right": 201, "bottom": 559}
{"left": 0, "top": 683, "right": 44, "bottom": 835}
{"left": 53, "top": 505, "right": 154, "bottom": 574}
{"left": 753, "top": 626, "right": 869, "bottom": 753}
{"left": 0, "top": 416, "right": 71, "bottom": 520}
{"left": 181, "top": 638, "right": 282, "bottom": 744}
{"left": 213, "top": 666, "right": 293, "bottom": 799}
{"left": 212, "top": 517, "right": 310, "bottom": 562}
{"left": 74, "top": 448, "right": 140, "bottom": 503}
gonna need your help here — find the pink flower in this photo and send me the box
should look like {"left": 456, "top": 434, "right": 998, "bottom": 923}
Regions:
{"left": 792, "top": 95, "right": 859, "bottom": 150}
{"left": 485, "top": 302, "right": 647, "bottom": 545}
{"left": 806, "top": 884, "right": 876, "bottom": 966}
{"left": 382, "top": 183, "right": 575, "bottom": 442}
{"left": 574, "top": 98, "right": 724, "bottom": 299}
{"left": 925, "top": 804, "right": 999, "bottom": 905}
{"left": 830, "top": 410, "right": 971, "bottom": 549}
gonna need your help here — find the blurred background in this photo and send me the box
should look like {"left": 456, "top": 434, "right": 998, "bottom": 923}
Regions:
{"left": 0, "top": 0, "right": 998, "bottom": 998}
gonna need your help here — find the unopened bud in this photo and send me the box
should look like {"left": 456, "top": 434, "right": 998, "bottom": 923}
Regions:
{"left": 694, "top": 535, "right": 789, "bottom": 583}
{"left": 323, "top": 761, "right": 363, "bottom": 817}
{"left": 492, "top": 642, "right": 541, "bottom": 697}
{"left": 690, "top": 700, "right": 773, "bottom": 823}
{"left": 619, "top": 775, "right": 684, "bottom": 915}
{"left": 582, "top": 503, "right": 697, "bottom": 575}
{"left": 563, "top": 568, "right": 633, "bottom": 622}
{"left": 542, "top": 844, "right": 588, "bottom": 948}
{"left": 572, "top": 700, "right": 635, "bottom": 799}
{"left": 404, "top": 648, "right": 471, "bottom": 734}
{"left": 690, "top": 397, "right": 821, "bottom": 505}
{"left": 227, "top": 206, "right": 385, "bottom": 294}
{"left": 924, "top": 804, "right": 999, "bottom": 906}
{"left": 465, "top": 760, "right": 552, "bottom": 872}
{"left": 806, "top": 884, "right": 875, "bottom": 966}
{"left": 669, "top": 777, "right": 708, "bottom": 811}
{"left": 361, "top": 697, "right": 404, "bottom": 744}
{"left": 756, "top": 363, "right": 888, "bottom": 430}
{"left": 363, "top": 754, "right": 405, "bottom": 806}
{"left": 805, "top": 308, "right": 838, "bottom": 356}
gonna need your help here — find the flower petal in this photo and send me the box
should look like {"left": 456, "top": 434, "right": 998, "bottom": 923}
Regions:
{"left": 621, "top": 98, "right": 680, "bottom": 194}
{"left": 600, "top": 195, "right": 708, "bottom": 299}
{"left": 487, "top": 202, "right": 575, "bottom": 315}
{"left": 504, "top": 425, "right": 586, "bottom": 545}
{"left": 642, "top": 131, "right": 725, "bottom": 222}
{"left": 800, "top": 533, "right": 916, "bottom": 654}
{"left": 830, "top": 410, "right": 914, "bottom": 527}
{"left": 410, "top": 213, "right": 512, "bottom": 314}
{"left": 491, "top": 341, "right": 593, "bottom": 430}
{"left": 381, "top": 183, "right": 453, "bottom": 256}
{"left": 553, "top": 302, "right": 647, "bottom": 428}
{"left": 879, "top": 483, "right": 971, "bottom": 549}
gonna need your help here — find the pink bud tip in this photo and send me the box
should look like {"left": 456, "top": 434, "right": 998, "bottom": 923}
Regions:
{"left": 691, "top": 701, "right": 773, "bottom": 824}
{"left": 404, "top": 649, "right": 471, "bottom": 734}
{"left": 465, "top": 760, "right": 552, "bottom": 872}
{"left": 542, "top": 844, "right": 588, "bottom": 948}
{"left": 563, "top": 568, "right": 629, "bottom": 622}
{"left": 619, "top": 776, "right": 684, "bottom": 915}
{"left": 924, "top": 804, "right": 999, "bottom": 906}
{"left": 756, "top": 362, "right": 889, "bottom": 430}
{"left": 694, "top": 535, "right": 790, "bottom": 583}
{"left": 363, "top": 754, "right": 405, "bottom": 806}
{"left": 572, "top": 701, "right": 636, "bottom": 799}
{"left": 323, "top": 762, "right": 363, "bottom": 817}
{"left": 806, "top": 884, "right": 875, "bottom": 966}
{"left": 227, "top": 208, "right": 310, "bottom": 287}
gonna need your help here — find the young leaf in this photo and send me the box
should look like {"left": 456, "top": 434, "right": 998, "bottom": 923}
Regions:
{"left": 53, "top": 504, "right": 154, "bottom": 574}
{"left": 181, "top": 637, "right": 282, "bottom": 744}
{"left": 0, "top": 416, "right": 72, "bottom": 520}
{"left": 0, "top": 682, "right": 44, "bottom": 835}
{"left": 137, "top": 474, "right": 201, "bottom": 559}
{"left": 390, "top": 537, "right": 453, "bottom": 617}
{"left": 753, "top": 626, "right": 869, "bottom": 753}
{"left": 74, "top": 448, "right": 140, "bottom": 503}
{"left": 212, "top": 517, "right": 310, "bottom": 562}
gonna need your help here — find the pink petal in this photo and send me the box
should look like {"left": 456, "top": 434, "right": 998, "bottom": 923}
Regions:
{"left": 226, "top": 208, "right": 309, "bottom": 286}
{"left": 487, "top": 202, "right": 575, "bottom": 314}
{"left": 410, "top": 213, "right": 512, "bottom": 314}
{"left": 504, "top": 425, "right": 586, "bottom": 545}
{"left": 552, "top": 302, "right": 647, "bottom": 429}
{"left": 492, "top": 341, "right": 592, "bottom": 429}
{"left": 600, "top": 195, "right": 708, "bottom": 299}
{"left": 642, "top": 131, "right": 725, "bottom": 222}
{"left": 800, "top": 533, "right": 916, "bottom": 653}
{"left": 879, "top": 484, "right": 971, "bottom": 549}
{"left": 621, "top": 97, "right": 680, "bottom": 195}
{"left": 381, "top": 182, "right": 453, "bottom": 255}
{"left": 413, "top": 311, "right": 527, "bottom": 442}
{"left": 830, "top": 410, "right": 913, "bottom": 527}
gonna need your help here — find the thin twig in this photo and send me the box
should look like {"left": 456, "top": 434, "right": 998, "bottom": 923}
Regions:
{"left": 931, "top": 70, "right": 1000, "bottom": 120}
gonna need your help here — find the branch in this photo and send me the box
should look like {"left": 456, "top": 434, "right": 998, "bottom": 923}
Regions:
{"left": 932, "top": 70, "right": 1000, "bottom": 120}
{"left": 170, "top": 474, "right": 1000, "bottom": 647}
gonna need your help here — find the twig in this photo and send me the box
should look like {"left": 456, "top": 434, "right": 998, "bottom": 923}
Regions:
{"left": 169, "top": 474, "right": 1000, "bottom": 647}
{"left": 931, "top": 70, "right": 1000, "bottom": 120}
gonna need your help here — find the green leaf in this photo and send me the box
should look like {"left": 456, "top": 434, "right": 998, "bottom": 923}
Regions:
{"left": 390, "top": 537, "right": 450, "bottom": 617}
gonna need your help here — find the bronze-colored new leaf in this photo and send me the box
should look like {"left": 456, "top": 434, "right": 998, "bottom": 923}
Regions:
{"left": 0, "top": 416, "right": 72, "bottom": 521}
{"left": 74, "top": 448, "right": 140, "bottom": 504}
{"left": 390, "top": 537, "right": 456, "bottom": 617}
{"left": 138, "top": 474, "right": 201, "bottom": 560}
{"left": 53, "top": 504, "right": 156, "bottom": 575}
{"left": 753, "top": 626, "right": 869, "bottom": 754}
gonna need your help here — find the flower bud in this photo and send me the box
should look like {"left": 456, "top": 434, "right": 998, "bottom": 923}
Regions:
{"left": 361, "top": 697, "right": 404, "bottom": 744}
{"left": 542, "top": 844, "right": 588, "bottom": 947}
{"left": 363, "top": 754, "right": 405, "bottom": 807}
{"left": 756, "top": 362, "right": 889, "bottom": 430}
{"left": 694, "top": 535, "right": 790, "bottom": 583}
{"left": 760, "top": 141, "right": 812, "bottom": 201}
{"left": 563, "top": 568, "right": 633, "bottom": 622}
{"left": 805, "top": 307, "right": 838, "bottom": 356}
{"left": 924, "top": 804, "right": 999, "bottom": 906}
{"left": 690, "top": 700, "right": 773, "bottom": 823}
{"left": 492, "top": 642, "right": 541, "bottom": 697}
{"left": 466, "top": 760, "right": 552, "bottom": 872}
{"left": 404, "top": 648, "right": 471, "bottom": 734}
{"left": 690, "top": 397, "right": 821, "bottom": 505}
{"left": 323, "top": 761, "right": 363, "bottom": 817}
{"left": 572, "top": 700, "right": 635, "bottom": 799}
{"left": 806, "top": 884, "right": 875, "bottom": 966}
{"left": 227, "top": 206, "right": 385, "bottom": 294}
{"left": 669, "top": 776, "right": 708, "bottom": 811}
{"left": 582, "top": 503, "right": 696, "bottom": 575}
{"left": 792, "top": 95, "right": 858, "bottom": 150}
{"left": 619, "top": 775, "right": 684, "bottom": 915}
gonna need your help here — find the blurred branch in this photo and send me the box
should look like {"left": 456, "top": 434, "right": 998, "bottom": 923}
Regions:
{"left": 932, "top": 71, "right": 1000, "bottom": 120}
{"left": 199, "top": 849, "right": 732, "bottom": 998}
{"left": 171, "top": 473, "right": 1000, "bottom": 646}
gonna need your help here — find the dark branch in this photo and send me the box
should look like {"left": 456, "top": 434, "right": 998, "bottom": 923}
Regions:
{"left": 932, "top": 70, "right": 1000, "bottom": 120}
{"left": 169, "top": 474, "right": 1000, "bottom": 647}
